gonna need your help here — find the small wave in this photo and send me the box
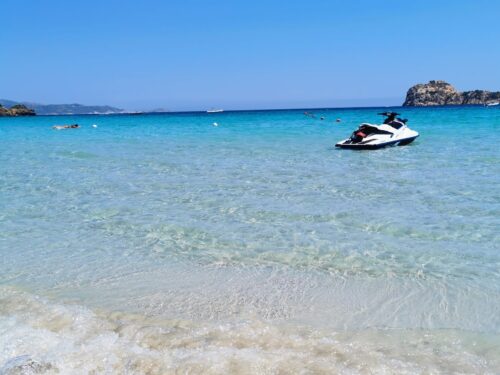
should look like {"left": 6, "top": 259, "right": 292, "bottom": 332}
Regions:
{"left": 55, "top": 150, "right": 99, "bottom": 160}
{"left": 0, "top": 287, "right": 498, "bottom": 374}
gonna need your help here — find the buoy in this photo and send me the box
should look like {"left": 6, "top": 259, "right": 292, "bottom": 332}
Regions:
{"left": 92, "top": 124, "right": 98, "bottom": 128}
{"left": 213, "top": 122, "right": 218, "bottom": 127}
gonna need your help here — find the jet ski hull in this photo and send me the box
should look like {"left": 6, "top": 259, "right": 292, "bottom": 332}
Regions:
{"left": 335, "top": 135, "right": 419, "bottom": 150}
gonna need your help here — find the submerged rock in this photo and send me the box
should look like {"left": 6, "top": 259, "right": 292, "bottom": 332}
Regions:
{"left": 0, "top": 355, "right": 54, "bottom": 374}
{"left": 403, "top": 80, "right": 500, "bottom": 106}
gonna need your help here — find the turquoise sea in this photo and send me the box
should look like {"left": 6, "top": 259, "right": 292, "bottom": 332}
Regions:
{"left": 1, "top": 107, "right": 499, "bottom": 374}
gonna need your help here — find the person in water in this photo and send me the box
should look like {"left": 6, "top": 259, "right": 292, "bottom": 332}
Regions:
{"left": 52, "top": 124, "right": 80, "bottom": 130}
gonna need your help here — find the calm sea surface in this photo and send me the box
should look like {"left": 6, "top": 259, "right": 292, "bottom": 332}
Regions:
{"left": 1, "top": 107, "right": 499, "bottom": 373}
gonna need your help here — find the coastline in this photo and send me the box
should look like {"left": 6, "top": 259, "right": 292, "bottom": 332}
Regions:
{"left": 0, "top": 103, "right": 495, "bottom": 118}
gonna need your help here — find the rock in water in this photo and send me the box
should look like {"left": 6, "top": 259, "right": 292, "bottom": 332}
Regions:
{"left": 403, "top": 80, "right": 462, "bottom": 106}
{"left": 403, "top": 80, "right": 500, "bottom": 106}
{"left": 0, "top": 355, "right": 53, "bottom": 374}
{"left": 461, "top": 90, "right": 500, "bottom": 105}
{"left": 0, "top": 104, "right": 36, "bottom": 116}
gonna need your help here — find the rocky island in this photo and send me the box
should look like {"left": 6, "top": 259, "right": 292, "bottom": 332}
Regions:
{"left": 0, "top": 104, "right": 36, "bottom": 116}
{"left": 403, "top": 80, "right": 500, "bottom": 106}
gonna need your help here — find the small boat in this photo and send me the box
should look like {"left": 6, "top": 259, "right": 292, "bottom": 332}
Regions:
{"left": 207, "top": 109, "right": 224, "bottom": 113}
{"left": 486, "top": 102, "right": 499, "bottom": 107}
{"left": 335, "top": 112, "right": 419, "bottom": 150}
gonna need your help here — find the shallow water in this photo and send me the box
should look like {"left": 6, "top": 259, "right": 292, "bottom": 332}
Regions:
{"left": 1, "top": 107, "right": 499, "bottom": 373}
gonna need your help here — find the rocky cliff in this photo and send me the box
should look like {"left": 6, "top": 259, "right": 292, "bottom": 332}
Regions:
{"left": 0, "top": 104, "right": 36, "bottom": 116}
{"left": 0, "top": 99, "right": 123, "bottom": 115}
{"left": 403, "top": 80, "right": 500, "bottom": 106}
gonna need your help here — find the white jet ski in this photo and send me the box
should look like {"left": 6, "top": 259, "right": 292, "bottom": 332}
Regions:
{"left": 335, "top": 112, "right": 419, "bottom": 150}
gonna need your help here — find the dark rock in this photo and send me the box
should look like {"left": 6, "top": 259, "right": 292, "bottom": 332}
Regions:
{"left": 403, "top": 80, "right": 500, "bottom": 106}
{"left": 0, "top": 104, "right": 36, "bottom": 116}
{"left": 461, "top": 90, "right": 500, "bottom": 105}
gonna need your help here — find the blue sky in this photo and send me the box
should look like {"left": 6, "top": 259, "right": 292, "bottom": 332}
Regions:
{"left": 2, "top": 0, "right": 499, "bottom": 111}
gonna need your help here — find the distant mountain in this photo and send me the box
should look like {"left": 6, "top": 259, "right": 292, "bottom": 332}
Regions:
{"left": 0, "top": 99, "right": 124, "bottom": 115}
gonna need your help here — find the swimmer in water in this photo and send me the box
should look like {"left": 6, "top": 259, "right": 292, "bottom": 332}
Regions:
{"left": 52, "top": 124, "right": 80, "bottom": 130}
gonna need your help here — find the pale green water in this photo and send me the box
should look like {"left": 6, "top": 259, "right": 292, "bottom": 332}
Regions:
{"left": 0, "top": 107, "right": 499, "bottom": 373}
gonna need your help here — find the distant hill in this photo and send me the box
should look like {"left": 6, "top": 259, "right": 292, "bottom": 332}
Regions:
{"left": 0, "top": 99, "right": 124, "bottom": 115}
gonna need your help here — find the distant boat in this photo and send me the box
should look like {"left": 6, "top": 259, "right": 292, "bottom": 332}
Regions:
{"left": 486, "top": 102, "right": 499, "bottom": 107}
{"left": 207, "top": 108, "right": 224, "bottom": 113}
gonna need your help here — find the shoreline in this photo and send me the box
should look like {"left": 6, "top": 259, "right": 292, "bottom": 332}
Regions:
{"left": 1, "top": 285, "right": 499, "bottom": 374}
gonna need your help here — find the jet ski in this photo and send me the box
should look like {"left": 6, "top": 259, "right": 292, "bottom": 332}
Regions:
{"left": 335, "top": 112, "right": 419, "bottom": 150}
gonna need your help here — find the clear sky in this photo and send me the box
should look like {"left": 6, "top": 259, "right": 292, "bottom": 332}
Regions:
{"left": 1, "top": 0, "right": 499, "bottom": 111}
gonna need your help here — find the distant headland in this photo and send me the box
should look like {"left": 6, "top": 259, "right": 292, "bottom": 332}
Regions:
{"left": 0, "top": 104, "right": 35, "bottom": 117}
{"left": 403, "top": 80, "right": 500, "bottom": 106}
{"left": 0, "top": 99, "right": 124, "bottom": 116}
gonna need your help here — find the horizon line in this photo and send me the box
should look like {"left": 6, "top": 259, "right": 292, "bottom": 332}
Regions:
{"left": 23, "top": 104, "right": 491, "bottom": 117}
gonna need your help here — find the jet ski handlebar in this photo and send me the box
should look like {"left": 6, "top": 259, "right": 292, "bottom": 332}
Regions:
{"left": 378, "top": 112, "right": 400, "bottom": 117}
